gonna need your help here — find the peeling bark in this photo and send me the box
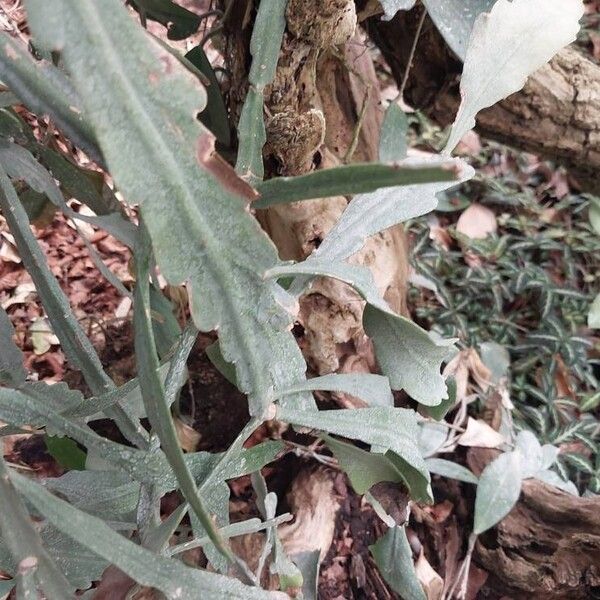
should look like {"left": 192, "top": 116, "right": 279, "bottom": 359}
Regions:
{"left": 366, "top": 9, "right": 600, "bottom": 193}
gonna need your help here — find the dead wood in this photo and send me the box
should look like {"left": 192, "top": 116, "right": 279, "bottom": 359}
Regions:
{"left": 467, "top": 448, "right": 600, "bottom": 599}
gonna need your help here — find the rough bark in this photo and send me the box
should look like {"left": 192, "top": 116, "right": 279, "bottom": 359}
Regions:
{"left": 366, "top": 9, "right": 600, "bottom": 193}
{"left": 468, "top": 448, "right": 600, "bottom": 599}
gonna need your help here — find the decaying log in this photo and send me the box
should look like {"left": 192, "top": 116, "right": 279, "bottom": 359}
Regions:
{"left": 366, "top": 9, "right": 600, "bottom": 193}
{"left": 468, "top": 449, "right": 600, "bottom": 599}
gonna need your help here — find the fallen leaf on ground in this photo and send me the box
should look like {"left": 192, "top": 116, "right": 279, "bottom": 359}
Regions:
{"left": 458, "top": 418, "right": 505, "bottom": 449}
{"left": 456, "top": 204, "right": 497, "bottom": 239}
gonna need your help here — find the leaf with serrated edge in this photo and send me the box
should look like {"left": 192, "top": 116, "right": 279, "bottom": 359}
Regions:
{"left": 445, "top": 0, "right": 583, "bottom": 153}
{"left": 365, "top": 305, "right": 455, "bottom": 406}
{"left": 267, "top": 262, "right": 455, "bottom": 406}
{"left": 311, "top": 158, "right": 474, "bottom": 261}
{"left": 10, "top": 471, "right": 286, "bottom": 599}
{"left": 25, "top": 0, "right": 306, "bottom": 418}
{"left": 473, "top": 450, "right": 523, "bottom": 534}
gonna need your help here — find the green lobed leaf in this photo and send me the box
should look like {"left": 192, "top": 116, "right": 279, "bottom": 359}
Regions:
{"left": 280, "top": 373, "right": 394, "bottom": 407}
{"left": 419, "top": 378, "right": 457, "bottom": 420}
{"left": 0, "top": 457, "right": 74, "bottom": 599}
{"left": 0, "top": 305, "right": 27, "bottom": 386}
{"left": 266, "top": 261, "right": 456, "bottom": 408}
{"left": 364, "top": 304, "right": 456, "bottom": 406}
{"left": 10, "top": 471, "right": 285, "bottom": 599}
{"left": 444, "top": 0, "right": 583, "bottom": 153}
{"left": 277, "top": 405, "right": 431, "bottom": 500}
{"left": 473, "top": 450, "right": 523, "bottom": 534}
{"left": 0, "top": 32, "right": 100, "bottom": 162}
{"left": 26, "top": 0, "right": 308, "bottom": 419}
{"left": 370, "top": 526, "right": 426, "bottom": 600}
{"left": 254, "top": 158, "right": 463, "bottom": 208}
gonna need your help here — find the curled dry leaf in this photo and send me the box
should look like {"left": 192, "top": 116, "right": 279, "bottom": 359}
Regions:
{"left": 442, "top": 347, "right": 492, "bottom": 403}
{"left": 458, "top": 417, "right": 505, "bottom": 449}
{"left": 173, "top": 417, "right": 201, "bottom": 453}
{"left": 456, "top": 203, "right": 497, "bottom": 239}
{"left": 0, "top": 231, "right": 20, "bottom": 263}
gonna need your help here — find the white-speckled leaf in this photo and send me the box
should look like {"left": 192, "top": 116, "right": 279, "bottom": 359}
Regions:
{"left": 445, "top": 0, "right": 583, "bottom": 153}
{"left": 424, "top": 0, "right": 496, "bottom": 61}
{"left": 25, "top": 0, "right": 306, "bottom": 417}
{"left": 312, "top": 158, "right": 474, "bottom": 261}
{"left": 11, "top": 471, "right": 285, "bottom": 599}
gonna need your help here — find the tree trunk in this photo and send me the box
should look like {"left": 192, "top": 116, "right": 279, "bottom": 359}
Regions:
{"left": 365, "top": 8, "right": 600, "bottom": 193}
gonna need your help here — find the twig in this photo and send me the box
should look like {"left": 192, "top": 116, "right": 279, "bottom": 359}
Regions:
{"left": 394, "top": 4, "right": 427, "bottom": 105}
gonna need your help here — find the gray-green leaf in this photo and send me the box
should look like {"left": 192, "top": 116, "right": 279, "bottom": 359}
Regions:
{"left": 473, "top": 450, "right": 523, "bottom": 534}
{"left": 25, "top": 0, "right": 307, "bottom": 418}
{"left": 10, "top": 471, "right": 284, "bottom": 599}
{"left": 364, "top": 304, "right": 456, "bottom": 406}
{"left": 445, "top": 0, "right": 583, "bottom": 153}
{"left": 370, "top": 526, "right": 426, "bottom": 600}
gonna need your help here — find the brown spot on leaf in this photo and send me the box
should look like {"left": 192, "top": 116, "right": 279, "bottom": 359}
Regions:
{"left": 196, "top": 133, "right": 259, "bottom": 204}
